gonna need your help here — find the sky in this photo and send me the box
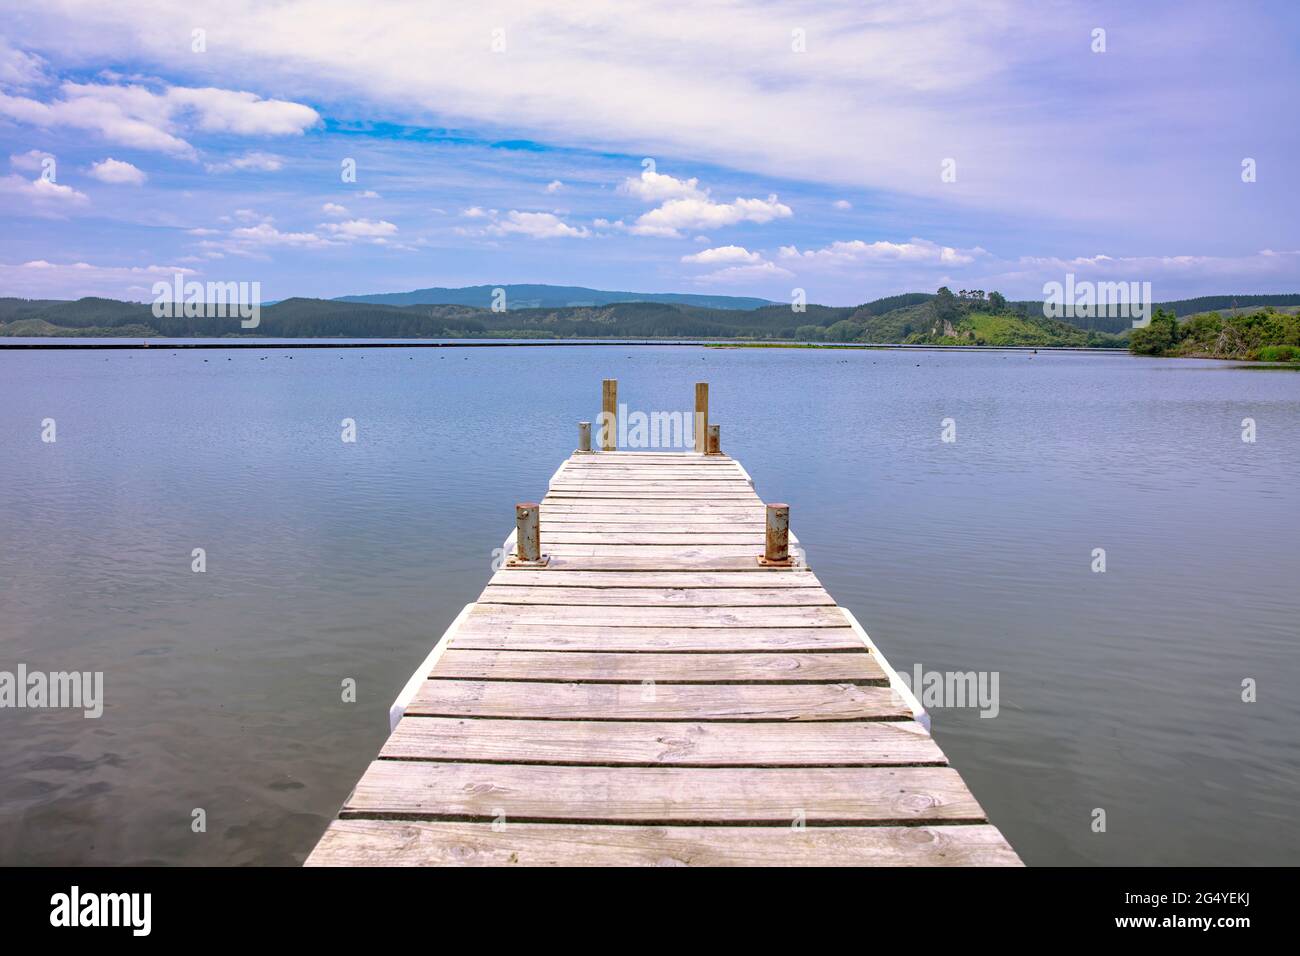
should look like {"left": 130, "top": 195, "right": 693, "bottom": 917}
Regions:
{"left": 1, "top": 0, "right": 1298, "bottom": 306}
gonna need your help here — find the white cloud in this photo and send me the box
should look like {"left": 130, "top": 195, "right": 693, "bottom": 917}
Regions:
{"left": 88, "top": 157, "right": 146, "bottom": 185}
{"left": 0, "top": 81, "right": 319, "bottom": 158}
{"left": 681, "top": 245, "right": 762, "bottom": 265}
{"left": 0, "top": 173, "right": 89, "bottom": 213}
{"left": 832, "top": 199, "right": 852, "bottom": 210}
{"left": 0, "top": 41, "right": 47, "bottom": 89}
{"left": 779, "top": 238, "right": 985, "bottom": 267}
{"left": 321, "top": 202, "right": 349, "bottom": 217}
{"left": 0, "top": 258, "right": 195, "bottom": 298}
{"left": 9, "top": 149, "right": 53, "bottom": 172}
{"left": 619, "top": 170, "right": 705, "bottom": 202}
{"left": 485, "top": 210, "right": 589, "bottom": 239}
{"left": 545, "top": 179, "right": 563, "bottom": 193}
{"left": 615, "top": 168, "right": 791, "bottom": 238}
{"left": 205, "top": 151, "right": 285, "bottom": 173}
{"left": 320, "top": 218, "right": 398, "bottom": 239}
{"left": 693, "top": 260, "right": 793, "bottom": 284}
{"left": 461, "top": 206, "right": 488, "bottom": 218}
{"left": 631, "top": 193, "right": 791, "bottom": 238}
{"left": 358, "top": 190, "right": 381, "bottom": 199}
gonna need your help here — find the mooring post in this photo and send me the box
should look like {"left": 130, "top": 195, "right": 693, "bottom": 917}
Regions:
{"left": 760, "top": 503, "right": 791, "bottom": 566}
{"left": 706, "top": 423, "right": 721, "bottom": 455}
{"left": 577, "top": 421, "right": 592, "bottom": 453}
{"left": 510, "top": 501, "right": 548, "bottom": 567}
{"left": 601, "top": 378, "right": 617, "bottom": 451}
{"left": 694, "top": 382, "right": 709, "bottom": 453}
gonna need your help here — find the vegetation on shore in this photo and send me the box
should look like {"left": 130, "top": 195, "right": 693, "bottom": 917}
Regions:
{"left": 4, "top": 289, "right": 1299, "bottom": 354}
{"left": 1129, "top": 306, "right": 1300, "bottom": 361}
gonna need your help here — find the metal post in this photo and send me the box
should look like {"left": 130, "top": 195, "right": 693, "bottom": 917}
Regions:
{"left": 706, "top": 423, "right": 721, "bottom": 455}
{"left": 601, "top": 379, "right": 617, "bottom": 451}
{"left": 577, "top": 421, "right": 592, "bottom": 453}
{"left": 759, "top": 503, "right": 791, "bottom": 566}
{"left": 510, "top": 501, "right": 548, "bottom": 567}
{"left": 694, "top": 382, "right": 709, "bottom": 453}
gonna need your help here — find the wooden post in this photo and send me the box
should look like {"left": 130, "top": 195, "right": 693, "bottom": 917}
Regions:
{"left": 694, "top": 382, "right": 709, "bottom": 453}
{"left": 706, "top": 423, "right": 721, "bottom": 455}
{"left": 577, "top": 421, "right": 592, "bottom": 453}
{"left": 510, "top": 502, "right": 548, "bottom": 566}
{"left": 601, "top": 379, "right": 617, "bottom": 451}
{"left": 761, "top": 503, "right": 791, "bottom": 566}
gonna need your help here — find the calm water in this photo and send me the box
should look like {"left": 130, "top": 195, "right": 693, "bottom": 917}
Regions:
{"left": 1, "top": 344, "right": 1296, "bottom": 866}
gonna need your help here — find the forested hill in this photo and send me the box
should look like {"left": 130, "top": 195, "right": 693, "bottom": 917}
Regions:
{"left": 3, "top": 288, "right": 1298, "bottom": 348}
{"left": 335, "top": 284, "right": 774, "bottom": 310}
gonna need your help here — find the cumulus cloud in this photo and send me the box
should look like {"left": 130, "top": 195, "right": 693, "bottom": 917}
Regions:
{"left": 619, "top": 170, "right": 705, "bottom": 202}
{"left": 779, "top": 237, "right": 985, "bottom": 267}
{"left": 205, "top": 151, "right": 285, "bottom": 173}
{"left": 320, "top": 218, "right": 398, "bottom": 239}
{"left": 0, "top": 258, "right": 195, "bottom": 298}
{"left": 9, "top": 149, "right": 53, "bottom": 172}
{"left": 681, "top": 245, "right": 762, "bottom": 265}
{"left": 483, "top": 210, "right": 590, "bottom": 239}
{"left": 545, "top": 179, "right": 563, "bottom": 193}
{"left": 88, "top": 157, "right": 146, "bottom": 185}
{"left": 321, "top": 202, "right": 349, "bottom": 216}
{"left": 0, "top": 41, "right": 47, "bottom": 89}
{"left": 615, "top": 169, "right": 791, "bottom": 238}
{"left": 832, "top": 199, "right": 852, "bottom": 210}
{"left": 0, "top": 81, "right": 319, "bottom": 158}
{"left": 0, "top": 173, "right": 89, "bottom": 213}
{"left": 630, "top": 193, "right": 791, "bottom": 238}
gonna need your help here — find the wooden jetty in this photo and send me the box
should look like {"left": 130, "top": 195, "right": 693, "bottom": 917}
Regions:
{"left": 306, "top": 382, "right": 1020, "bottom": 866}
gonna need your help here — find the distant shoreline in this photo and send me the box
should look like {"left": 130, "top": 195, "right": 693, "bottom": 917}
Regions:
{"left": 0, "top": 338, "right": 1126, "bottom": 352}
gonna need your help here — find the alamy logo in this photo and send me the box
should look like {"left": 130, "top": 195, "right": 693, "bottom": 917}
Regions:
{"left": 151, "top": 273, "right": 262, "bottom": 329}
{"left": 0, "top": 665, "right": 103, "bottom": 718}
{"left": 50, "top": 886, "right": 151, "bottom": 936}
{"left": 1042, "top": 273, "right": 1152, "bottom": 327}
{"left": 597, "top": 405, "right": 705, "bottom": 450}
{"left": 898, "top": 663, "right": 1000, "bottom": 718}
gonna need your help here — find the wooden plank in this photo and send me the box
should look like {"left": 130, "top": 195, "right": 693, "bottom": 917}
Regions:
{"left": 478, "top": 585, "right": 834, "bottom": 606}
{"left": 341, "top": 763, "right": 987, "bottom": 824}
{"left": 532, "top": 555, "right": 810, "bottom": 571}
{"left": 468, "top": 604, "right": 842, "bottom": 627}
{"left": 405, "top": 679, "right": 907, "bottom": 721}
{"left": 487, "top": 569, "right": 824, "bottom": 588}
{"left": 468, "top": 604, "right": 845, "bottom": 627}
{"left": 306, "top": 820, "right": 1022, "bottom": 867}
{"left": 449, "top": 624, "right": 863, "bottom": 652}
{"left": 381, "top": 717, "right": 932, "bottom": 765}
{"left": 431, "top": 650, "right": 884, "bottom": 683}
{"left": 529, "top": 545, "right": 781, "bottom": 558}
{"left": 534, "top": 532, "right": 768, "bottom": 545}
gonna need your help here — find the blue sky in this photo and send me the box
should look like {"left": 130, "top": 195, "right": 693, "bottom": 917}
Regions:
{"left": 2, "top": 0, "right": 1298, "bottom": 306}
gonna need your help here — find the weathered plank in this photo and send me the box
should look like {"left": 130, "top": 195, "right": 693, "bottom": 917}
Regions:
{"left": 407, "top": 679, "right": 908, "bottom": 721}
{"left": 432, "top": 649, "right": 884, "bottom": 683}
{"left": 341, "top": 762, "right": 987, "bottom": 824}
{"left": 487, "top": 569, "right": 825, "bottom": 588}
{"left": 306, "top": 820, "right": 1021, "bottom": 867}
{"left": 381, "top": 716, "right": 934, "bottom": 765}
{"left": 468, "top": 604, "right": 847, "bottom": 627}
{"left": 478, "top": 585, "right": 836, "bottom": 606}
{"left": 449, "top": 624, "right": 863, "bottom": 652}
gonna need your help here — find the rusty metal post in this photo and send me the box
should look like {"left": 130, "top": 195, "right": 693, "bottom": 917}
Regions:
{"left": 600, "top": 379, "right": 617, "bottom": 451}
{"left": 577, "top": 421, "right": 592, "bottom": 453}
{"left": 510, "top": 502, "right": 548, "bottom": 567}
{"left": 694, "top": 382, "right": 709, "bottom": 453}
{"left": 759, "top": 503, "right": 791, "bottom": 566}
{"left": 706, "top": 423, "right": 721, "bottom": 455}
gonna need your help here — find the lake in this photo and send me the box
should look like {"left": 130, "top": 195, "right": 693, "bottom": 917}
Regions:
{"left": 0, "top": 343, "right": 1296, "bottom": 865}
